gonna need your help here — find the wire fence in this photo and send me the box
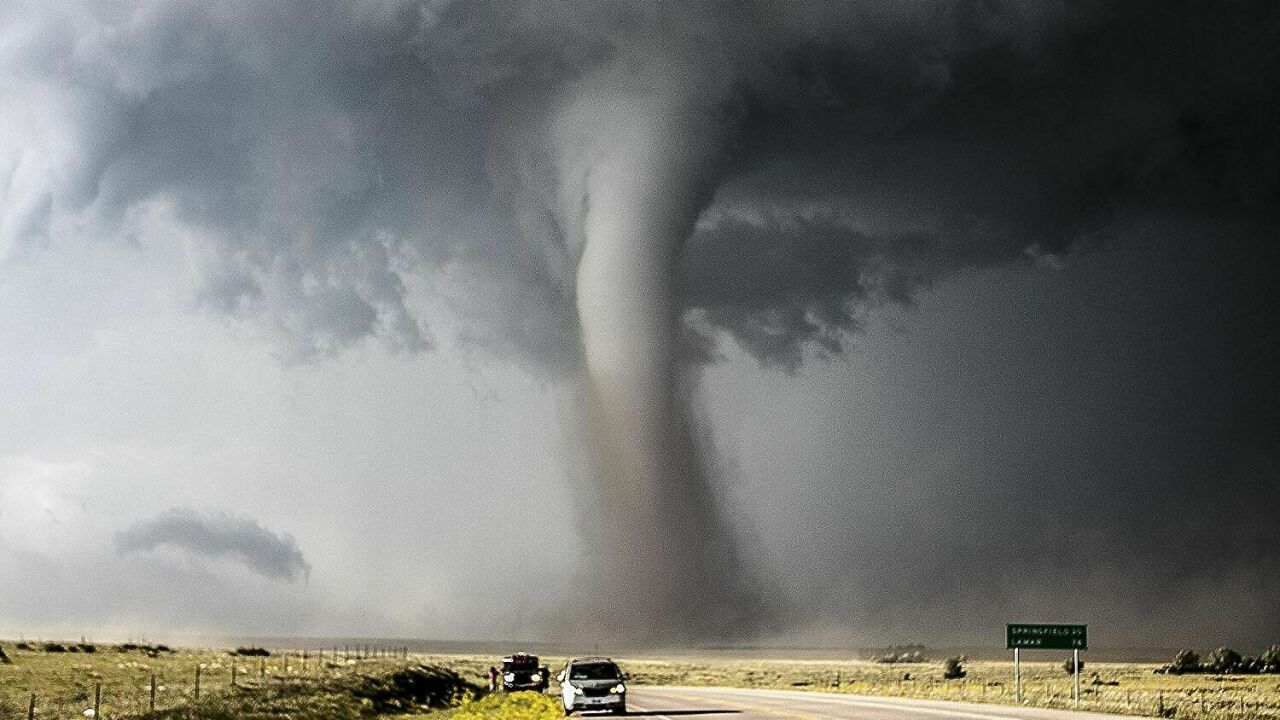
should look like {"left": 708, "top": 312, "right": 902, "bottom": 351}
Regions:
{"left": 1, "top": 646, "right": 414, "bottom": 720}
{"left": 10, "top": 651, "right": 1280, "bottom": 720}
{"left": 819, "top": 678, "right": 1280, "bottom": 719}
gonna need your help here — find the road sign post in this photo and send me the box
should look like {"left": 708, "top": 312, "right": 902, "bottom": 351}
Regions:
{"left": 1013, "top": 647, "right": 1021, "bottom": 702}
{"left": 1073, "top": 649, "right": 1080, "bottom": 707}
{"left": 1007, "top": 624, "right": 1087, "bottom": 706}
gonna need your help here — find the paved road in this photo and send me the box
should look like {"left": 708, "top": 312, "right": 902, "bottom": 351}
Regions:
{"left": 618, "top": 686, "right": 1151, "bottom": 720}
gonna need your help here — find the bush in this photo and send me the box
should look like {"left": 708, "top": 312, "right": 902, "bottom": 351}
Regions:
{"left": 1261, "top": 645, "right": 1280, "bottom": 673}
{"left": 335, "top": 665, "right": 474, "bottom": 713}
{"left": 1169, "top": 649, "right": 1200, "bottom": 674}
{"left": 942, "top": 657, "right": 966, "bottom": 680}
{"left": 76, "top": 643, "right": 97, "bottom": 653}
{"left": 234, "top": 647, "right": 272, "bottom": 657}
{"left": 0, "top": 645, "right": 11, "bottom": 663}
{"left": 134, "top": 664, "right": 477, "bottom": 720}
{"left": 1208, "top": 646, "right": 1242, "bottom": 674}
{"left": 1237, "top": 656, "right": 1263, "bottom": 674}
{"left": 1062, "top": 657, "right": 1084, "bottom": 675}
{"left": 42, "top": 642, "right": 68, "bottom": 653}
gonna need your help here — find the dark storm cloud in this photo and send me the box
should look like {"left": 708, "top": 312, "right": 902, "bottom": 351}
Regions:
{"left": 743, "top": 218, "right": 1280, "bottom": 646}
{"left": 6, "top": 1, "right": 1275, "bottom": 366}
{"left": 676, "top": 0, "right": 1280, "bottom": 368}
{"left": 116, "top": 508, "right": 311, "bottom": 582}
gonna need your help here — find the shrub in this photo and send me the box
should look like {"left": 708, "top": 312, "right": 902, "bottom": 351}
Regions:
{"left": 1208, "top": 646, "right": 1242, "bottom": 674}
{"left": 1237, "top": 656, "right": 1263, "bottom": 674}
{"left": 234, "top": 647, "right": 272, "bottom": 657}
{"left": 1062, "top": 657, "right": 1084, "bottom": 675}
{"left": 134, "top": 664, "right": 477, "bottom": 720}
{"left": 76, "top": 643, "right": 97, "bottom": 653}
{"left": 0, "top": 645, "right": 11, "bottom": 663}
{"left": 942, "top": 656, "right": 966, "bottom": 680}
{"left": 1169, "top": 649, "right": 1200, "bottom": 674}
{"left": 1261, "top": 645, "right": 1280, "bottom": 673}
{"left": 335, "top": 665, "right": 475, "bottom": 712}
{"left": 43, "top": 642, "right": 68, "bottom": 653}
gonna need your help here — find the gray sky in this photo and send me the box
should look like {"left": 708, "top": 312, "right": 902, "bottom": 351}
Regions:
{"left": 1, "top": 0, "right": 1277, "bottom": 648}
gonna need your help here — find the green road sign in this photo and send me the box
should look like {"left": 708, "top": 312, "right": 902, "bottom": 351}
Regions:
{"left": 1007, "top": 623, "right": 1087, "bottom": 650}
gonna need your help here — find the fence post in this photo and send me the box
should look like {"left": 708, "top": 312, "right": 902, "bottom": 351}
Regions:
{"left": 194, "top": 665, "right": 201, "bottom": 701}
{"left": 150, "top": 674, "right": 156, "bottom": 712}
{"left": 260, "top": 658, "right": 265, "bottom": 678}
{"left": 93, "top": 682, "right": 101, "bottom": 720}
{"left": 28, "top": 693, "right": 35, "bottom": 720}
{"left": 232, "top": 663, "right": 238, "bottom": 687}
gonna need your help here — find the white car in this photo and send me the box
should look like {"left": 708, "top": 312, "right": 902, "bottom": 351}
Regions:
{"left": 558, "top": 657, "right": 628, "bottom": 715}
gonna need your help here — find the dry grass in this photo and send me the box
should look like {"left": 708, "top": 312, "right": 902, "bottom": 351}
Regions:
{"left": 8, "top": 643, "right": 1280, "bottom": 720}
{"left": 406, "top": 653, "right": 1280, "bottom": 719}
{"left": 620, "top": 656, "right": 1280, "bottom": 719}
{"left": 0, "top": 643, "right": 455, "bottom": 719}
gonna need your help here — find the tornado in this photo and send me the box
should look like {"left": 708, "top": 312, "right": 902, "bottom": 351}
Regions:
{"left": 557, "top": 74, "right": 754, "bottom": 642}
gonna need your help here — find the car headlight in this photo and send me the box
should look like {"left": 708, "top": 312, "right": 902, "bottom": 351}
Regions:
{"left": 504, "top": 673, "right": 515, "bottom": 682}
{"left": 612, "top": 684, "right": 626, "bottom": 694}
{"left": 573, "top": 685, "right": 584, "bottom": 695}
{"left": 531, "top": 673, "right": 542, "bottom": 683}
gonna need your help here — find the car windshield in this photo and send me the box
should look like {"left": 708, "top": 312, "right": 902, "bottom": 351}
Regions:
{"left": 503, "top": 660, "right": 537, "bottom": 672}
{"left": 569, "top": 662, "right": 620, "bottom": 680}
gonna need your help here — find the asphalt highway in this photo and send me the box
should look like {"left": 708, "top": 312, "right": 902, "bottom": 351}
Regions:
{"left": 617, "top": 686, "right": 1150, "bottom": 720}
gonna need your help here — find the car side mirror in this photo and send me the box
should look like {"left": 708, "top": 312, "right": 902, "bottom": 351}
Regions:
{"left": 557, "top": 671, "right": 566, "bottom": 682}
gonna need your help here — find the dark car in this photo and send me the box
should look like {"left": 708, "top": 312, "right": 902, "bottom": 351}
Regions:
{"left": 502, "top": 652, "right": 550, "bottom": 692}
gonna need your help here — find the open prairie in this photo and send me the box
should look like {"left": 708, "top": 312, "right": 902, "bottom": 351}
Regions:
{"left": 6, "top": 642, "right": 1280, "bottom": 719}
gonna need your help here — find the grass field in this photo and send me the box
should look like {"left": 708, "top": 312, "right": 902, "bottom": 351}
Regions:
{"left": 607, "top": 655, "right": 1280, "bottom": 719}
{"left": 6, "top": 641, "right": 1280, "bottom": 719}
{"left": 0, "top": 642, "right": 560, "bottom": 720}
{"left": 412, "top": 652, "right": 1280, "bottom": 719}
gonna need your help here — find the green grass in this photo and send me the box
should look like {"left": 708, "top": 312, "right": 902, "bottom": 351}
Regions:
{"left": 440, "top": 691, "right": 563, "bottom": 720}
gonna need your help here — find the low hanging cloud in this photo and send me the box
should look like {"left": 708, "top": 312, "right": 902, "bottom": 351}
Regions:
{"left": 115, "top": 508, "right": 311, "bottom": 582}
